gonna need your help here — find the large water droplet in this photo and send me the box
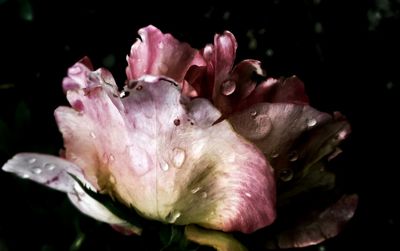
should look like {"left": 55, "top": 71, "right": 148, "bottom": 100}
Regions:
{"left": 191, "top": 187, "right": 201, "bottom": 194}
{"left": 90, "top": 132, "right": 96, "bottom": 139}
{"left": 220, "top": 80, "right": 236, "bottom": 96}
{"left": 160, "top": 162, "right": 169, "bottom": 171}
{"left": 279, "top": 168, "right": 294, "bottom": 182}
{"left": 307, "top": 118, "right": 317, "bottom": 128}
{"left": 28, "top": 158, "right": 37, "bottom": 164}
{"left": 172, "top": 148, "right": 186, "bottom": 168}
{"left": 32, "top": 166, "right": 42, "bottom": 174}
{"left": 166, "top": 210, "right": 181, "bottom": 223}
{"left": 44, "top": 163, "right": 56, "bottom": 171}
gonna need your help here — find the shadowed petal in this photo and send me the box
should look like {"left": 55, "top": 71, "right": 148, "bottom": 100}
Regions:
{"left": 264, "top": 194, "right": 358, "bottom": 249}
{"left": 1, "top": 153, "right": 140, "bottom": 233}
{"left": 126, "top": 25, "right": 205, "bottom": 83}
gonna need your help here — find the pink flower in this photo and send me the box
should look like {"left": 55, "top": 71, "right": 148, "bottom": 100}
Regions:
{"left": 2, "top": 25, "right": 357, "bottom": 249}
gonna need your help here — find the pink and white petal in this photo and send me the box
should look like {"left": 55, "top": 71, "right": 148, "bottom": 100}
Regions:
{"left": 1, "top": 153, "right": 86, "bottom": 192}
{"left": 118, "top": 77, "right": 276, "bottom": 233}
{"left": 126, "top": 25, "right": 206, "bottom": 83}
{"left": 1, "top": 153, "right": 137, "bottom": 231}
{"left": 211, "top": 31, "right": 238, "bottom": 114}
{"left": 265, "top": 194, "right": 358, "bottom": 249}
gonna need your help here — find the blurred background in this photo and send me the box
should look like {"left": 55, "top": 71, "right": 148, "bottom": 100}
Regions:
{"left": 0, "top": 0, "right": 399, "bottom": 250}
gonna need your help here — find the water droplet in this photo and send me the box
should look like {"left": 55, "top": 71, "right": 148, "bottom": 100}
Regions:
{"left": 136, "top": 85, "right": 143, "bottom": 91}
{"left": 158, "top": 42, "right": 164, "bottom": 49}
{"left": 173, "top": 119, "right": 180, "bottom": 126}
{"left": 201, "top": 192, "right": 208, "bottom": 198}
{"left": 279, "top": 168, "right": 294, "bottom": 182}
{"left": 191, "top": 187, "right": 201, "bottom": 194}
{"left": 271, "top": 152, "right": 280, "bottom": 159}
{"left": 28, "top": 158, "right": 37, "bottom": 164}
{"left": 160, "top": 162, "right": 169, "bottom": 171}
{"left": 245, "top": 192, "right": 252, "bottom": 198}
{"left": 288, "top": 151, "right": 299, "bottom": 162}
{"left": 221, "top": 80, "right": 236, "bottom": 96}
{"left": 109, "top": 175, "right": 116, "bottom": 184}
{"left": 120, "top": 91, "right": 130, "bottom": 98}
{"left": 166, "top": 210, "right": 181, "bottom": 223}
{"left": 307, "top": 118, "right": 317, "bottom": 128}
{"left": 21, "top": 173, "right": 30, "bottom": 179}
{"left": 44, "top": 163, "right": 56, "bottom": 171}
{"left": 32, "top": 167, "right": 42, "bottom": 175}
{"left": 250, "top": 111, "right": 257, "bottom": 117}
{"left": 90, "top": 132, "right": 96, "bottom": 139}
{"left": 172, "top": 148, "right": 186, "bottom": 168}
{"left": 109, "top": 154, "right": 115, "bottom": 162}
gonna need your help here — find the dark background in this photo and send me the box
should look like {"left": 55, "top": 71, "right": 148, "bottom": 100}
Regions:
{"left": 0, "top": 0, "right": 398, "bottom": 250}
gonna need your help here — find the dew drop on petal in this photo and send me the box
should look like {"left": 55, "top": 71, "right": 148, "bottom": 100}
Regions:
{"left": 28, "top": 158, "right": 37, "bottom": 164}
{"left": 172, "top": 148, "right": 186, "bottom": 168}
{"left": 44, "top": 163, "right": 56, "bottom": 171}
{"left": 90, "top": 132, "right": 96, "bottom": 139}
{"left": 279, "top": 168, "right": 294, "bottom": 182}
{"left": 160, "top": 162, "right": 169, "bottom": 171}
{"left": 307, "top": 118, "right": 317, "bottom": 128}
{"left": 221, "top": 80, "right": 236, "bottom": 96}
{"left": 245, "top": 192, "right": 252, "bottom": 198}
{"left": 158, "top": 42, "right": 164, "bottom": 49}
{"left": 21, "top": 173, "right": 30, "bottom": 179}
{"left": 191, "top": 187, "right": 201, "bottom": 194}
{"left": 271, "top": 151, "right": 280, "bottom": 159}
{"left": 201, "top": 192, "right": 208, "bottom": 198}
{"left": 109, "top": 154, "right": 115, "bottom": 162}
{"left": 109, "top": 175, "right": 116, "bottom": 185}
{"left": 173, "top": 119, "right": 180, "bottom": 126}
{"left": 288, "top": 151, "right": 299, "bottom": 162}
{"left": 32, "top": 166, "right": 42, "bottom": 175}
{"left": 166, "top": 210, "right": 181, "bottom": 223}
{"left": 250, "top": 111, "right": 257, "bottom": 117}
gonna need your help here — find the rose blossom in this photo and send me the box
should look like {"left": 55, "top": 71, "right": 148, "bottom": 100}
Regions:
{"left": 2, "top": 25, "right": 357, "bottom": 250}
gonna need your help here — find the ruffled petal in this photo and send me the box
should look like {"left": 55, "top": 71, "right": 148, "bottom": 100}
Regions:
{"left": 126, "top": 25, "right": 205, "bottom": 83}
{"left": 56, "top": 60, "right": 276, "bottom": 233}
{"left": 1, "top": 153, "right": 139, "bottom": 233}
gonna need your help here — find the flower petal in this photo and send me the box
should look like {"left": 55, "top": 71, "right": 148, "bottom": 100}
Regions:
{"left": 228, "top": 103, "right": 350, "bottom": 185}
{"left": 248, "top": 76, "right": 309, "bottom": 105}
{"left": 264, "top": 194, "right": 358, "bottom": 249}
{"left": 1, "top": 153, "right": 139, "bottom": 233}
{"left": 185, "top": 225, "right": 248, "bottom": 251}
{"left": 126, "top": 25, "right": 205, "bottom": 83}
{"left": 56, "top": 62, "right": 276, "bottom": 233}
